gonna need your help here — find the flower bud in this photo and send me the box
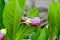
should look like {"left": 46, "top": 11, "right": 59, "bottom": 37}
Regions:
{"left": 0, "top": 29, "right": 6, "bottom": 40}
{"left": 0, "top": 32, "right": 4, "bottom": 40}
{"left": 30, "top": 17, "right": 40, "bottom": 26}
{"left": 21, "top": 16, "right": 28, "bottom": 22}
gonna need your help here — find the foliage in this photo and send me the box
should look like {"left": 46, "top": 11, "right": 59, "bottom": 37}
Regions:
{"left": 48, "top": 0, "right": 60, "bottom": 40}
{"left": 27, "top": 7, "right": 39, "bottom": 18}
{"left": 0, "top": 0, "right": 60, "bottom": 40}
{"left": 31, "top": 27, "right": 42, "bottom": 40}
{"left": 37, "top": 27, "right": 48, "bottom": 40}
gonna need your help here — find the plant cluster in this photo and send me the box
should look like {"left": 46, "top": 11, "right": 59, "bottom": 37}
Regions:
{"left": 0, "top": 0, "right": 60, "bottom": 40}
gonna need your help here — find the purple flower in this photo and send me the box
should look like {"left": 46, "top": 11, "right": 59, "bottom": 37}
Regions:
{"left": 0, "top": 29, "right": 6, "bottom": 40}
{"left": 0, "top": 32, "right": 4, "bottom": 40}
{"left": 30, "top": 17, "right": 40, "bottom": 26}
{"left": 21, "top": 16, "right": 28, "bottom": 22}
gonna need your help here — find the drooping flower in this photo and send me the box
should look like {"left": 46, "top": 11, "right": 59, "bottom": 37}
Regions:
{"left": 30, "top": 17, "right": 40, "bottom": 26}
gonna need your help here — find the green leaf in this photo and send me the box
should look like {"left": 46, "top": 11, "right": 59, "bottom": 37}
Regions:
{"left": 15, "top": 0, "right": 26, "bottom": 33}
{"left": 4, "top": 0, "right": 26, "bottom": 10}
{"left": 27, "top": 7, "right": 39, "bottom": 18}
{"left": 4, "top": 0, "right": 10, "bottom": 4}
{"left": 48, "top": 1, "right": 58, "bottom": 40}
{"left": 0, "top": 0, "right": 5, "bottom": 29}
{"left": 16, "top": 25, "right": 35, "bottom": 40}
{"left": 16, "top": 24, "right": 25, "bottom": 33}
{"left": 15, "top": 24, "right": 27, "bottom": 40}
{"left": 37, "top": 27, "right": 48, "bottom": 40}
{"left": 55, "top": 2, "right": 60, "bottom": 40}
{"left": 19, "top": 27, "right": 35, "bottom": 40}
{"left": 31, "top": 27, "right": 42, "bottom": 40}
{"left": 17, "top": 0, "right": 26, "bottom": 17}
{"left": 18, "top": 0, "right": 26, "bottom": 10}
{"left": 3, "top": 0, "right": 23, "bottom": 40}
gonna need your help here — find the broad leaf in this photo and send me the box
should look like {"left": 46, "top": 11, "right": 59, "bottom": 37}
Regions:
{"left": 18, "top": 0, "right": 26, "bottom": 10}
{"left": 0, "top": 0, "right": 5, "bottom": 29}
{"left": 15, "top": 0, "right": 26, "bottom": 32}
{"left": 3, "top": 0, "right": 23, "bottom": 40}
{"left": 55, "top": 2, "right": 60, "bottom": 40}
{"left": 4, "top": 0, "right": 11, "bottom": 4}
{"left": 48, "top": 1, "right": 58, "bottom": 40}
